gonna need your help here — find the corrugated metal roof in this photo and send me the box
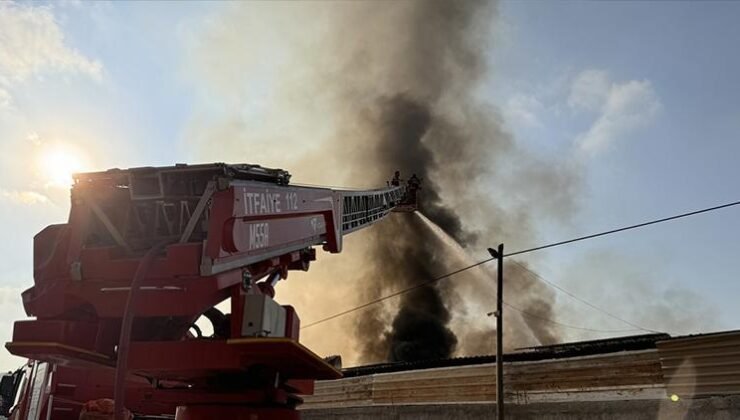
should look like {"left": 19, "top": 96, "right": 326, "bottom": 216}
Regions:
{"left": 657, "top": 330, "right": 740, "bottom": 397}
{"left": 342, "top": 333, "right": 669, "bottom": 377}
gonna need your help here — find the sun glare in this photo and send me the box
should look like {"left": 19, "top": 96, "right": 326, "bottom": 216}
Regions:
{"left": 38, "top": 145, "right": 88, "bottom": 188}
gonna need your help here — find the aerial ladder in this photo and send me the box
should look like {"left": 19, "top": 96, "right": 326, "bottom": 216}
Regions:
{"left": 2, "top": 163, "right": 418, "bottom": 420}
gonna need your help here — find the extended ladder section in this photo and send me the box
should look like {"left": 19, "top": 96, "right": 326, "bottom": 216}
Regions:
{"left": 339, "top": 187, "right": 405, "bottom": 234}
{"left": 66, "top": 163, "right": 407, "bottom": 277}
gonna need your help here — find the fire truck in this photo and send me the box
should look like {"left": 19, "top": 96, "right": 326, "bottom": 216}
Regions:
{"left": 1, "top": 163, "right": 417, "bottom": 420}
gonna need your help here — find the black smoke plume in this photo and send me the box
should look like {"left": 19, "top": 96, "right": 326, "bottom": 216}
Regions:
{"left": 356, "top": 95, "right": 472, "bottom": 362}
{"left": 185, "top": 0, "right": 579, "bottom": 363}
{"left": 332, "top": 1, "right": 509, "bottom": 362}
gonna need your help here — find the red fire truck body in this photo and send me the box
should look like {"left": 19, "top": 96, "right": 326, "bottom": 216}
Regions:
{"left": 2, "top": 163, "right": 415, "bottom": 420}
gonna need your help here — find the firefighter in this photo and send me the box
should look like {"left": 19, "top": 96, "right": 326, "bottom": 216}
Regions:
{"left": 390, "top": 170, "right": 401, "bottom": 186}
{"left": 407, "top": 173, "right": 421, "bottom": 190}
{"left": 406, "top": 174, "right": 422, "bottom": 205}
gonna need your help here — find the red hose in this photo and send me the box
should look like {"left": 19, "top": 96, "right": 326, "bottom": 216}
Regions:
{"left": 114, "top": 242, "right": 167, "bottom": 420}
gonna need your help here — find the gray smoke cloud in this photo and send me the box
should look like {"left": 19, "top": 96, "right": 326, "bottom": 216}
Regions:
{"left": 183, "top": 0, "right": 580, "bottom": 364}
{"left": 555, "top": 249, "right": 722, "bottom": 340}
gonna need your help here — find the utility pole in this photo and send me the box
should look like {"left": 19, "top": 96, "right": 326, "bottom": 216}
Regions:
{"left": 488, "top": 244, "right": 504, "bottom": 419}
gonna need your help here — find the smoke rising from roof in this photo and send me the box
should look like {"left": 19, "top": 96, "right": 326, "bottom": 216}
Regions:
{"left": 183, "top": 0, "right": 580, "bottom": 363}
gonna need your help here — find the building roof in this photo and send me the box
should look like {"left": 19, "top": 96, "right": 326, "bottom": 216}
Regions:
{"left": 343, "top": 332, "right": 670, "bottom": 377}
{"left": 304, "top": 329, "right": 740, "bottom": 409}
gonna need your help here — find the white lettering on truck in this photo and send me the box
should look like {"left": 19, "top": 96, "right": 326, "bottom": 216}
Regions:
{"left": 248, "top": 223, "right": 269, "bottom": 250}
{"left": 243, "top": 190, "right": 283, "bottom": 215}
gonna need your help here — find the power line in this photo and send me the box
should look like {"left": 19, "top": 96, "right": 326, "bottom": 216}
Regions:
{"left": 503, "top": 199, "right": 740, "bottom": 259}
{"left": 301, "top": 198, "right": 740, "bottom": 330}
{"left": 301, "top": 258, "right": 493, "bottom": 329}
{"left": 502, "top": 301, "right": 643, "bottom": 333}
{"left": 301, "top": 259, "right": 636, "bottom": 333}
{"left": 508, "top": 260, "right": 662, "bottom": 333}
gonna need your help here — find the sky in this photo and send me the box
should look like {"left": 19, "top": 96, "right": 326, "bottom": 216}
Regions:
{"left": 0, "top": 1, "right": 739, "bottom": 370}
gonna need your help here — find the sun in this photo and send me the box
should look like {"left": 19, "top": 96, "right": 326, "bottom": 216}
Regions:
{"left": 37, "top": 145, "right": 89, "bottom": 188}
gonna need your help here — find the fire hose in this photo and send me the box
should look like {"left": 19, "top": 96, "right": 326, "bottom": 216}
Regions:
{"left": 113, "top": 241, "right": 169, "bottom": 420}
